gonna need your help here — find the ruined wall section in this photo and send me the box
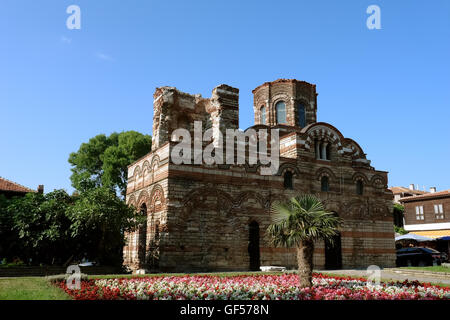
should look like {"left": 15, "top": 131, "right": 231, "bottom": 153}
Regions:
{"left": 151, "top": 85, "right": 239, "bottom": 152}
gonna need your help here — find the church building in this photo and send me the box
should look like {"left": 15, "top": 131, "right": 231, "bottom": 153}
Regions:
{"left": 123, "top": 79, "right": 396, "bottom": 272}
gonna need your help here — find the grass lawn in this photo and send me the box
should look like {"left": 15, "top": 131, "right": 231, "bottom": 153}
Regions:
{"left": 401, "top": 266, "right": 450, "bottom": 273}
{"left": 0, "top": 277, "right": 71, "bottom": 300}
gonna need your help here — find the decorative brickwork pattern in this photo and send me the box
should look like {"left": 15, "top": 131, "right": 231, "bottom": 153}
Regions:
{"left": 123, "top": 79, "right": 396, "bottom": 273}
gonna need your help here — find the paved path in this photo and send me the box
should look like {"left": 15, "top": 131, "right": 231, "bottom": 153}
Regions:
{"left": 318, "top": 269, "right": 450, "bottom": 285}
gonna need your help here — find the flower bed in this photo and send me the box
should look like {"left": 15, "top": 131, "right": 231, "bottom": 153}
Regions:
{"left": 58, "top": 273, "right": 450, "bottom": 300}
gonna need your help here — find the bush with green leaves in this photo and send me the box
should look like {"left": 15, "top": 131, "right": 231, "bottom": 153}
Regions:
{"left": 0, "top": 188, "right": 141, "bottom": 266}
{"left": 67, "top": 187, "right": 142, "bottom": 265}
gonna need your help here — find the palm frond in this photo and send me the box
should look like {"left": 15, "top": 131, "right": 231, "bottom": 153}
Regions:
{"left": 266, "top": 194, "right": 342, "bottom": 248}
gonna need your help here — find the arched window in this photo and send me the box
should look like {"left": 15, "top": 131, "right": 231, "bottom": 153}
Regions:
{"left": 321, "top": 176, "right": 329, "bottom": 192}
{"left": 260, "top": 106, "right": 266, "bottom": 124}
{"left": 356, "top": 180, "right": 364, "bottom": 195}
{"left": 326, "top": 144, "right": 331, "bottom": 160}
{"left": 315, "top": 140, "right": 320, "bottom": 159}
{"left": 284, "top": 171, "right": 293, "bottom": 189}
{"left": 275, "top": 101, "right": 286, "bottom": 124}
{"left": 298, "top": 103, "right": 306, "bottom": 127}
{"left": 315, "top": 140, "right": 331, "bottom": 160}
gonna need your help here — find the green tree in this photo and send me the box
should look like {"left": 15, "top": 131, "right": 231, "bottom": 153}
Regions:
{"left": 66, "top": 187, "right": 142, "bottom": 265}
{"left": 394, "top": 225, "right": 408, "bottom": 235}
{"left": 68, "top": 131, "right": 151, "bottom": 197}
{"left": 38, "top": 190, "right": 74, "bottom": 264}
{"left": 393, "top": 203, "right": 405, "bottom": 229}
{"left": 0, "top": 195, "right": 17, "bottom": 261}
{"left": 266, "top": 194, "right": 342, "bottom": 288}
{"left": 5, "top": 190, "right": 73, "bottom": 264}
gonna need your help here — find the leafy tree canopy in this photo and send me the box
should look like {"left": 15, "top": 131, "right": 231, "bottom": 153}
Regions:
{"left": 3, "top": 190, "right": 73, "bottom": 264}
{"left": 68, "top": 131, "right": 151, "bottom": 197}
{"left": 393, "top": 203, "right": 405, "bottom": 214}
{"left": 66, "top": 187, "right": 142, "bottom": 265}
{"left": 1, "top": 188, "right": 142, "bottom": 266}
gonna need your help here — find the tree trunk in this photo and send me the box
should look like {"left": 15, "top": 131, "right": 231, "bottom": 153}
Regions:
{"left": 297, "top": 239, "right": 315, "bottom": 288}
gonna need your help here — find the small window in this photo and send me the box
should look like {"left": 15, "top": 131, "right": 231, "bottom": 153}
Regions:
{"left": 284, "top": 171, "right": 293, "bottom": 190}
{"left": 315, "top": 140, "right": 320, "bottom": 159}
{"left": 315, "top": 140, "right": 330, "bottom": 160}
{"left": 276, "top": 101, "right": 286, "bottom": 124}
{"left": 140, "top": 204, "right": 147, "bottom": 216}
{"left": 415, "top": 206, "right": 424, "bottom": 220}
{"left": 321, "top": 176, "right": 329, "bottom": 192}
{"left": 260, "top": 106, "right": 266, "bottom": 124}
{"left": 434, "top": 204, "right": 444, "bottom": 219}
{"left": 356, "top": 180, "right": 364, "bottom": 195}
{"left": 298, "top": 103, "right": 306, "bottom": 127}
{"left": 326, "top": 144, "right": 331, "bottom": 160}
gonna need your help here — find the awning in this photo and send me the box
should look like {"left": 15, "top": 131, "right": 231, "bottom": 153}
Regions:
{"left": 411, "top": 230, "right": 450, "bottom": 239}
{"left": 395, "top": 234, "right": 434, "bottom": 242}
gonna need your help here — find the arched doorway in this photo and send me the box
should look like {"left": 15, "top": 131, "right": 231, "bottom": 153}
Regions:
{"left": 248, "top": 221, "right": 261, "bottom": 271}
{"left": 137, "top": 203, "right": 148, "bottom": 268}
{"left": 325, "top": 232, "right": 342, "bottom": 270}
{"left": 325, "top": 212, "right": 342, "bottom": 270}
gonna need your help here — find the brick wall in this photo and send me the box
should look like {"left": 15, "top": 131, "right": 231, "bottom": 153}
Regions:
{"left": 252, "top": 79, "right": 317, "bottom": 128}
{"left": 123, "top": 79, "right": 396, "bottom": 273}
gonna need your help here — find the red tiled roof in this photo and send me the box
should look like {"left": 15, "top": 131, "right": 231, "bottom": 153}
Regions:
{"left": 0, "top": 176, "right": 35, "bottom": 193}
{"left": 400, "top": 189, "right": 450, "bottom": 202}
{"left": 389, "top": 186, "right": 428, "bottom": 195}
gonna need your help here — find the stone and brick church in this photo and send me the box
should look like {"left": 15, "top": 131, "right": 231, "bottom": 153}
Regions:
{"left": 123, "top": 79, "right": 396, "bottom": 272}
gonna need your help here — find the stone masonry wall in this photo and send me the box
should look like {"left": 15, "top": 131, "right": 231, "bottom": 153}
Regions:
{"left": 123, "top": 79, "right": 396, "bottom": 273}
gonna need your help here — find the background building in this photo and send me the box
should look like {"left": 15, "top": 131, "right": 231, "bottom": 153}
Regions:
{"left": 389, "top": 184, "right": 429, "bottom": 228}
{"left": 0, "top": 177, "right": 43, "bottom": 199}
{"left": 390, "top": 185, "right": 429, "bottom": 204}
{"left": 401, "top": 189, "right": 450, "bottom": 239}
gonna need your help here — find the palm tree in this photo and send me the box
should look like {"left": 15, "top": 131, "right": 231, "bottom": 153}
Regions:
{"left": 266, "top": 194, "right": 342, "bottom": 288}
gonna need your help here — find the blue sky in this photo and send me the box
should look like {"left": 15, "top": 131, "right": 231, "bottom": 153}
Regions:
{"left": 1, "top": 0, "right": 449, "bottom": 193}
